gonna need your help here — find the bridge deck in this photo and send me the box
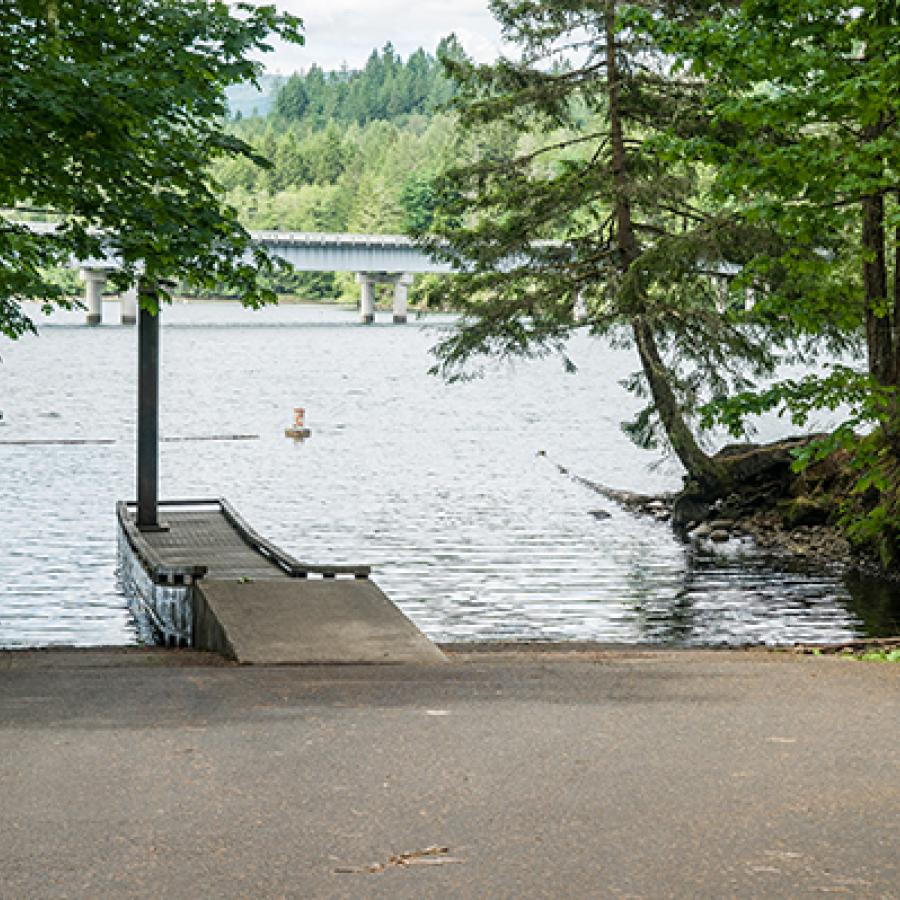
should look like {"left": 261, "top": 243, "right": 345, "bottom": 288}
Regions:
{"left": 140, "top": 510, "right": 288, "bottom": 581}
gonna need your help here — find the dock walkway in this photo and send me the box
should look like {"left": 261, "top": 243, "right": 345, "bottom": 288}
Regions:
{"left": 116, "top": 498, "right": 444, "bottom": 665}
{"left": 140, "top": 508, "right": 289, "bottom": 580}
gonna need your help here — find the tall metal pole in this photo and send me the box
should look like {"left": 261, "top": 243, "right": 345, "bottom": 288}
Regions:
{"left": 136, "top": 295, "right": 159, "bottom": 529}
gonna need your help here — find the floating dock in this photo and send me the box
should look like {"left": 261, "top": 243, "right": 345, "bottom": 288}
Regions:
{"left": 117, "top": 498, "right": 444, "bottom": 664}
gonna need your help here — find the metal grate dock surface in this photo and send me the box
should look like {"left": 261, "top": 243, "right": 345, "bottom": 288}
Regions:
{"left": 141, "top": 510, "right": 289, "bottom": 580}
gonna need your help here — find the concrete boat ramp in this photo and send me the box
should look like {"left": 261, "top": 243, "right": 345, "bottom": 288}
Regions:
{"left": 117, "top": 498, "right": 444, "bottom": 665}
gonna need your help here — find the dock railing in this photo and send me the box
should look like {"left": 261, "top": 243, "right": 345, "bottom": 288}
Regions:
{"left": 219, "top": 498, "right": 371, "bottom": 580}
{"left": 117, "top": 498, "right": 371, "bottom": 585}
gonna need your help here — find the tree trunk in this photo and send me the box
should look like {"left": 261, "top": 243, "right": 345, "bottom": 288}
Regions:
{"left": 604, "top": 2, "right": 725, "bottom": 489}
{"left": 861, "top": 182, "right": 900, "bottom": 452}
{"left": 894, "top": 206, "right": 900, "bottom": 387}
{"left": 889, "top": 198, "right": 900, "bottom": 449}
{"left": 632, "top": 316, "right": 727, "bottom": 490}
{"left": 862, "top": 189, "right": 893, "bottom": 386}
{"left": 604, "top": 3, "right": 639, "bottom": 266}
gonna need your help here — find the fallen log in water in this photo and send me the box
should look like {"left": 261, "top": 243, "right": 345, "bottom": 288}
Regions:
{"left": 553, "top": 462, "right": 674, "bottom": 518}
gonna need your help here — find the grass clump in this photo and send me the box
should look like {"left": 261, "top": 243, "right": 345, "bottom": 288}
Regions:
{"left": 857, "top": 649, "right": 900, "bottom": 663}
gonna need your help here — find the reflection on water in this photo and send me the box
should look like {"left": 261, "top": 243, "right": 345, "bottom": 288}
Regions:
{"left": 1, "top": 301, "right": 897, "bottom": 647}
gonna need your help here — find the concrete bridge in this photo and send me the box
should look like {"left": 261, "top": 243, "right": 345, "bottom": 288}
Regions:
{"left": 76, "top": 231, "right": 453, "bottom": 326}
{"left": 23, "top": 221, "right": 750, "bottom": 325}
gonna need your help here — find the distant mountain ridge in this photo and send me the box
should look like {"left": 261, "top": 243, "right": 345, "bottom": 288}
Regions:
{"left": 225, "top": 75, "right": 286, "bottom": 118}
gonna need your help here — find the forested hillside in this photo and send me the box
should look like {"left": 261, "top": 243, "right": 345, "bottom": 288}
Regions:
{"left": 209, "top": 41, "right": 585, "bottom": 302}
{"left": 210, "top": 44, "right": 451, "bottom": 299}
{"left": 272, "top": 41, "right": 457, "bottom": 126}
{"left": 209, "top": 41, "right": 509, "bottom": 301}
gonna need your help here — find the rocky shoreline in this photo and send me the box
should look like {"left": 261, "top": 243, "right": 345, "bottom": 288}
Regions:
{"left": 558, "top": 460, "right": 864, "bottom": 575}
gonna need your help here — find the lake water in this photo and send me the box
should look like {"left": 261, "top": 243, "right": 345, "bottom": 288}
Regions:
{"left": 1, "top": 301, "right": 897, "bottom": 648}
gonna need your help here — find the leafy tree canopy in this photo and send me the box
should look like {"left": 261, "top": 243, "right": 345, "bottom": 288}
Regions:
{"left": 658, "top": 0, "right": 899, "bottom": 436}
{"left": 0, "top": 0, "right": 303, "bottom": 339}
{"left": 658, "top": 0, "right": 900, "bottom": 561}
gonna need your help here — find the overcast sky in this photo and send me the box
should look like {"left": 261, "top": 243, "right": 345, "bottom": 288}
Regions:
{"left": 254, "top": 0, "right": 507, "bottom": 73}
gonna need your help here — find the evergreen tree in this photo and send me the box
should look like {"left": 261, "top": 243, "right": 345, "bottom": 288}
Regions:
{"left": 272, "top": 133, "right": 311, "bottom": 190}
{"left": 418, "top": 1, "right": 783, "bottom": 490}
{"left": 308, "top": 123, "right": 351, "bottom": 185}
{"left": 275, "top": 74, "right": 309, "bottom": 120}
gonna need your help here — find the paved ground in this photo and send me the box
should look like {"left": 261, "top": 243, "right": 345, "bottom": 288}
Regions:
{"left": 0, "top": 646, "right": 898, "bottom": 899}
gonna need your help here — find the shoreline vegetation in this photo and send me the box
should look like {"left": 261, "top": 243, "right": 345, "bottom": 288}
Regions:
{"left": 406, "top": 7, "right": 900, "bottom": 586}
{"left": 33, "top": 289, "right": 443, "bottom": 312}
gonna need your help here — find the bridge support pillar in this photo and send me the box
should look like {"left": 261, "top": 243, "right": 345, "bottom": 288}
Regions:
{"left": 81, "top": 269, "right": 106, "bottom": 326}
{"left": 356, "top": 273, "right": 376, "bottom": 324}
{"left": 121, "top": 284, "right": 138, "bottom": 325}
{"left": 573, "top": 291, "right": 588, "bottom": 324}
{"left": 392, "top": 273, "right": 413, "bottom": 324}
{"left": 744, "top": 285, "right": 756, "bottom": 312}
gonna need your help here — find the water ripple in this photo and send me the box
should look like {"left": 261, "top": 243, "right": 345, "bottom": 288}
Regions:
{"left": 1, "top": 302, "right": 897, "bottom": 647}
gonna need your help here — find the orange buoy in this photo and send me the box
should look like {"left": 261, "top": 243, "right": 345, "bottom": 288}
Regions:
{"left": 285, "top": 406, "right": 311, "bottom": 440}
